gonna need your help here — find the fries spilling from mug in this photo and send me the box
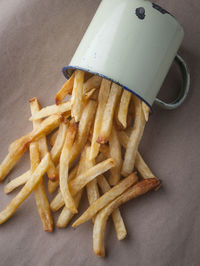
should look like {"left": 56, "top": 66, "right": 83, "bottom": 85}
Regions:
{"left": 0, "top": 70, "right": 161, "bottom": 257}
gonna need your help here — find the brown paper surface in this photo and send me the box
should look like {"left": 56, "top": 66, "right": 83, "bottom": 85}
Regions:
{"left": 0, "top": 0, "right": 200, "bottom": 265}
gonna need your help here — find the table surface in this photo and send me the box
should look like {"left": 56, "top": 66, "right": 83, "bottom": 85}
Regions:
{"left": 0, "top": 1, "right": 199, "bottom": 265}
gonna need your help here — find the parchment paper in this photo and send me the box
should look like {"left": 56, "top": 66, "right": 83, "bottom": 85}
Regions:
{"left": 0, "top": 0, "right": 200, "bottom": 265}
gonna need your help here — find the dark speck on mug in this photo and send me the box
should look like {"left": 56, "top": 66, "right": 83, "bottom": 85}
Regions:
{"left": 135, "top": 7, "right": 146, "bottom": 20}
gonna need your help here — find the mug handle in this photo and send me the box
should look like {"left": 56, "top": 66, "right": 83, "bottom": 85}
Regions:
{"left": 155, "top": 54, "right": 190, "bottom": 110}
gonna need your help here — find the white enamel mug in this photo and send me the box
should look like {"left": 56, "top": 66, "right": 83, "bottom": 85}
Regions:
{"left": 63, "top": 0, "right": 190, "bottom": 111}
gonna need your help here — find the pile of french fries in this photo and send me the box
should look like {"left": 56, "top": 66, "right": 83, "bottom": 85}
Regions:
{"left": 0, "top": 70, "right": 161, "bottom": 257}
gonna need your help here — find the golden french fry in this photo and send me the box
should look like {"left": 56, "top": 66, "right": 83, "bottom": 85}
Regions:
{"left": 72, "top": 173, "right": 138, "bottom": 227}
{"left": 69, "top": 100, "right": 97, "bottom": 166}
{"left": 142, "top": 101, "right": 150, "bottom": 122}
{"left": 60, "top": 123, "right": 78, "bottom": 213}
{"left": 49, "top": 130, "right": 58, "bottom": 147}
{"left": 83, "top": 75, "right": 102, "bottom": 93}
{"left": 93, "top": 178, "right": 161, "bottom": 257}
{"left": 50, "top": 158, "right": 115, "bottom": 212}
{"left": 97, "top": 175, "right": 127, "bottom": 240}
{"left": 4, "top": 170, "right": 30, "bottom": 194}
{"left": 121, "top": 95, "right": 146, "bottom": 177}
{"left": 109, "top": 126, "right": 122, "bottom": 186}
{"left": 29, "top": 101, "right": 71, "bottom": 121}
{"left": 83, "top": 88, "right": 97, "bottom": 101}
{"left": 97, "top": 83, "right": 122, "bottom": 144}
{"left": 0, "top": 153, "right": 50, "bottom": 224}
{"left": 117, "top": 90, "right": 132, "bottom": 129}
{"left": 56, "top": 145, "right": 87, "bottom": 227}
{"left": 117, "top": 130, "right": 129, "bottom": 149}
{"left": 30, "top": 97, "right": 57, "bottom": 181}
{"left": 71, "top": 70, "right": 84, "bottom": 122}
{"left": 89, "top": 79, "right": 111, "bottom": 160}
{"left": 55, "top": 74, "right": 74, "bottom": 105}
{"left": 50, "top": 122, "right": 68, "bottom": 164}
{"left": 30, "top": 143, "right": 53, "bottom": 232}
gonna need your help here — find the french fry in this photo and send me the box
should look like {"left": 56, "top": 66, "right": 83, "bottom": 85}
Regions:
{"left": 117, "top": 130, "right": 129, "bottom": 149}
{"left": 121, "top": 95, "right": 146, "bottom": 177}
{"left": 4, "top": 170, "right": 30, "bottom": 194}
{"left": 117, "top": 90, "right": 132, "bottom": 129}
{"left": 0, "top": 153, "right": 50, "bottom": 224}
{"left": 50, "top": 158, "right": 115, "bottom": 212}
{"left": 49, "top": 130, "right": 58, "bottom": 147}
{"left": 50, "top": 122, "right": 68, "bottom": 164}
{"left": 83, "top": 88, "right": 97, "bottom": 101}
{"left": 97, "top": 83, "right": 122, "bottom": 144}
{"left": 93, "top": 178, "right": 161, "bottom": 257}
{"left": 30, "top": 97, "right": 57, "bottom": 181}
{"left": 29, "top": 101, "right": 71, "bottom": 121}
{"left": 83, "top": 75, "right": 102, "bottom": 93}
{"left": 55, "top": 74, "right": 74, "bottom": 105}
{"left": 30, "top": 143, "right": 53, "bottom": 232}
{"left": 109, "top": 126, "right": 122, "bottom": 186}
{"left": 69, "top": 100, "right": 97, "bottom": 166}
{"left": 59, "top": 123, "right": 78, "bottom": 213}
{"left": 71, "top": 70, "right": 84, "bottom": 122}
{"left": 97, "top": 175, "right": 127, "bottom": 240}
{"left": 0, "top": 113, "right": 61, "bottom": 182}
{"left": 72, "top": 173, "right": 138, "bottom": 227}
{"left": 89, "top": 79, "right": 111, "bottom": 160}
{"left": 142, "top": 101, "right": 150, "bottom": 122}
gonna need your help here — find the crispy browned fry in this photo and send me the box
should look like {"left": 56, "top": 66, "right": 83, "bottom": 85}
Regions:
{"left": 142, "top": 101, "right": 150, "bottom": 122}
{"left": 0, "top": 153, "right": 50, "bottom": 224}
{"left": 55, "top": 74, "right": 74, "bottom": 105}
{"left": 60, "top": 123, "right": 78, "bottom": 213}
{"left": 50, "top": 122, "right": 68, "bottom": 164}
{"left": 117, "top": 90, "right": 132, "bottom": 129}
{"left": 56, "top": 147, "right": 87, "bottom": 228}
{"left": 0, "top": 113, "right": 61, "bottom": 182}
{"left": 69, "top": 100, "right": 97, "bottom": 166}
{"left": 97, "top": 83, "right": 122, "bottom": 144}
{"left": 30, "top": 97, "right": 57, "bottom": 181}
{"left": 49, "top": 130, "right": 58, "bottom": 147}
{"left": 48, "top": 163, "right": 78, "bottom": 195}
{"left": 4, "top": 170, "right": 30, "bottom": 194}
{"left": 83, "top": 75, "right": 102, "bottom": 93}
{"left": 121, "top": 95, "right": 146, "bottom": 177}
{"left": 90, "top": 79, "right": 111, "bottom": 160}
{"left": 50, "top": 158, "right": 115, "bottom": 212}
{"left": 72, "top": 173, "right": 138, "bottom": 227}
{"left": 93, "top": 178, "right": 161, "bottom": 257}
{"left": 97, "top": 175, "right": 127, "bottom": 240}
{"left": 29, "top": 101, "right": 71, "bottom": 121}
{"left": 30, "top": 143, "right": 53, "bottom": 232}
{"left": 109, "top": 126, "right": 122, "bottom": 186}
{"left": 71, "top": 70, "right": 84, "bottom": 122}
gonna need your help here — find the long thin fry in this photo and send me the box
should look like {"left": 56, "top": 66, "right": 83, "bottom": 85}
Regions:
{"left": 56, "top": 147, "right": 87, "bottom": 228}
{"left": 55, "top": 74, "right": 74, "bottom": 105}
{"left": 0, "top": 154, "right": 50, "bottom": 224}
{"left": 69, "top": 100, "right": 97, "bottom": 166}
{"left": 97, "top": 83, "right": 122, "bottom": 144}
{"left": 51, "top": 121, "right": 68, "bottom": 164}
{"left": 93, "top": 178, "right": 161, "bottom": 257}
{"left": 71, "top": 70, "right": 84, "bottom": 122}
{"left": 72, "top": 173, "right": 138, "bottom": 227}
{"left": 121, "top": 95, "right": 146, "bottom": 177}
{"left": 30, "top": 97, "right": 57, "bottom": 181}
{"left": 29, "top": 101, "right": 71, "bottom": 121}
{"left": 97, "top": 175, "right": 127, "bottom": 240}
{"left": 142, "top": 101, "right": 150, "bottom": 122}
{"left": 49, "top": 130, "right": 58, "bottom": 147}
{"left": 109, "top": 126, "right": 122, "bottom": 186}
{"left": 4, "top": 170, "right": 30, "bottom": 194}
{"left": 50, "top": 158, "right": 115, "bottom": 212}
{"left": 117, "top": 90, "right": 132, "bottom": 129}
{"left": 60, "top": 123, "right": 77, "bottom": 213}
{"left": 89, "top": 79, "right": 111, "bottom": 160}
{"left": 83, "top": 75, "right": 102, "bottom": 93}
{"left": 30, "top": 143, "right": 53, "bottom": 232}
